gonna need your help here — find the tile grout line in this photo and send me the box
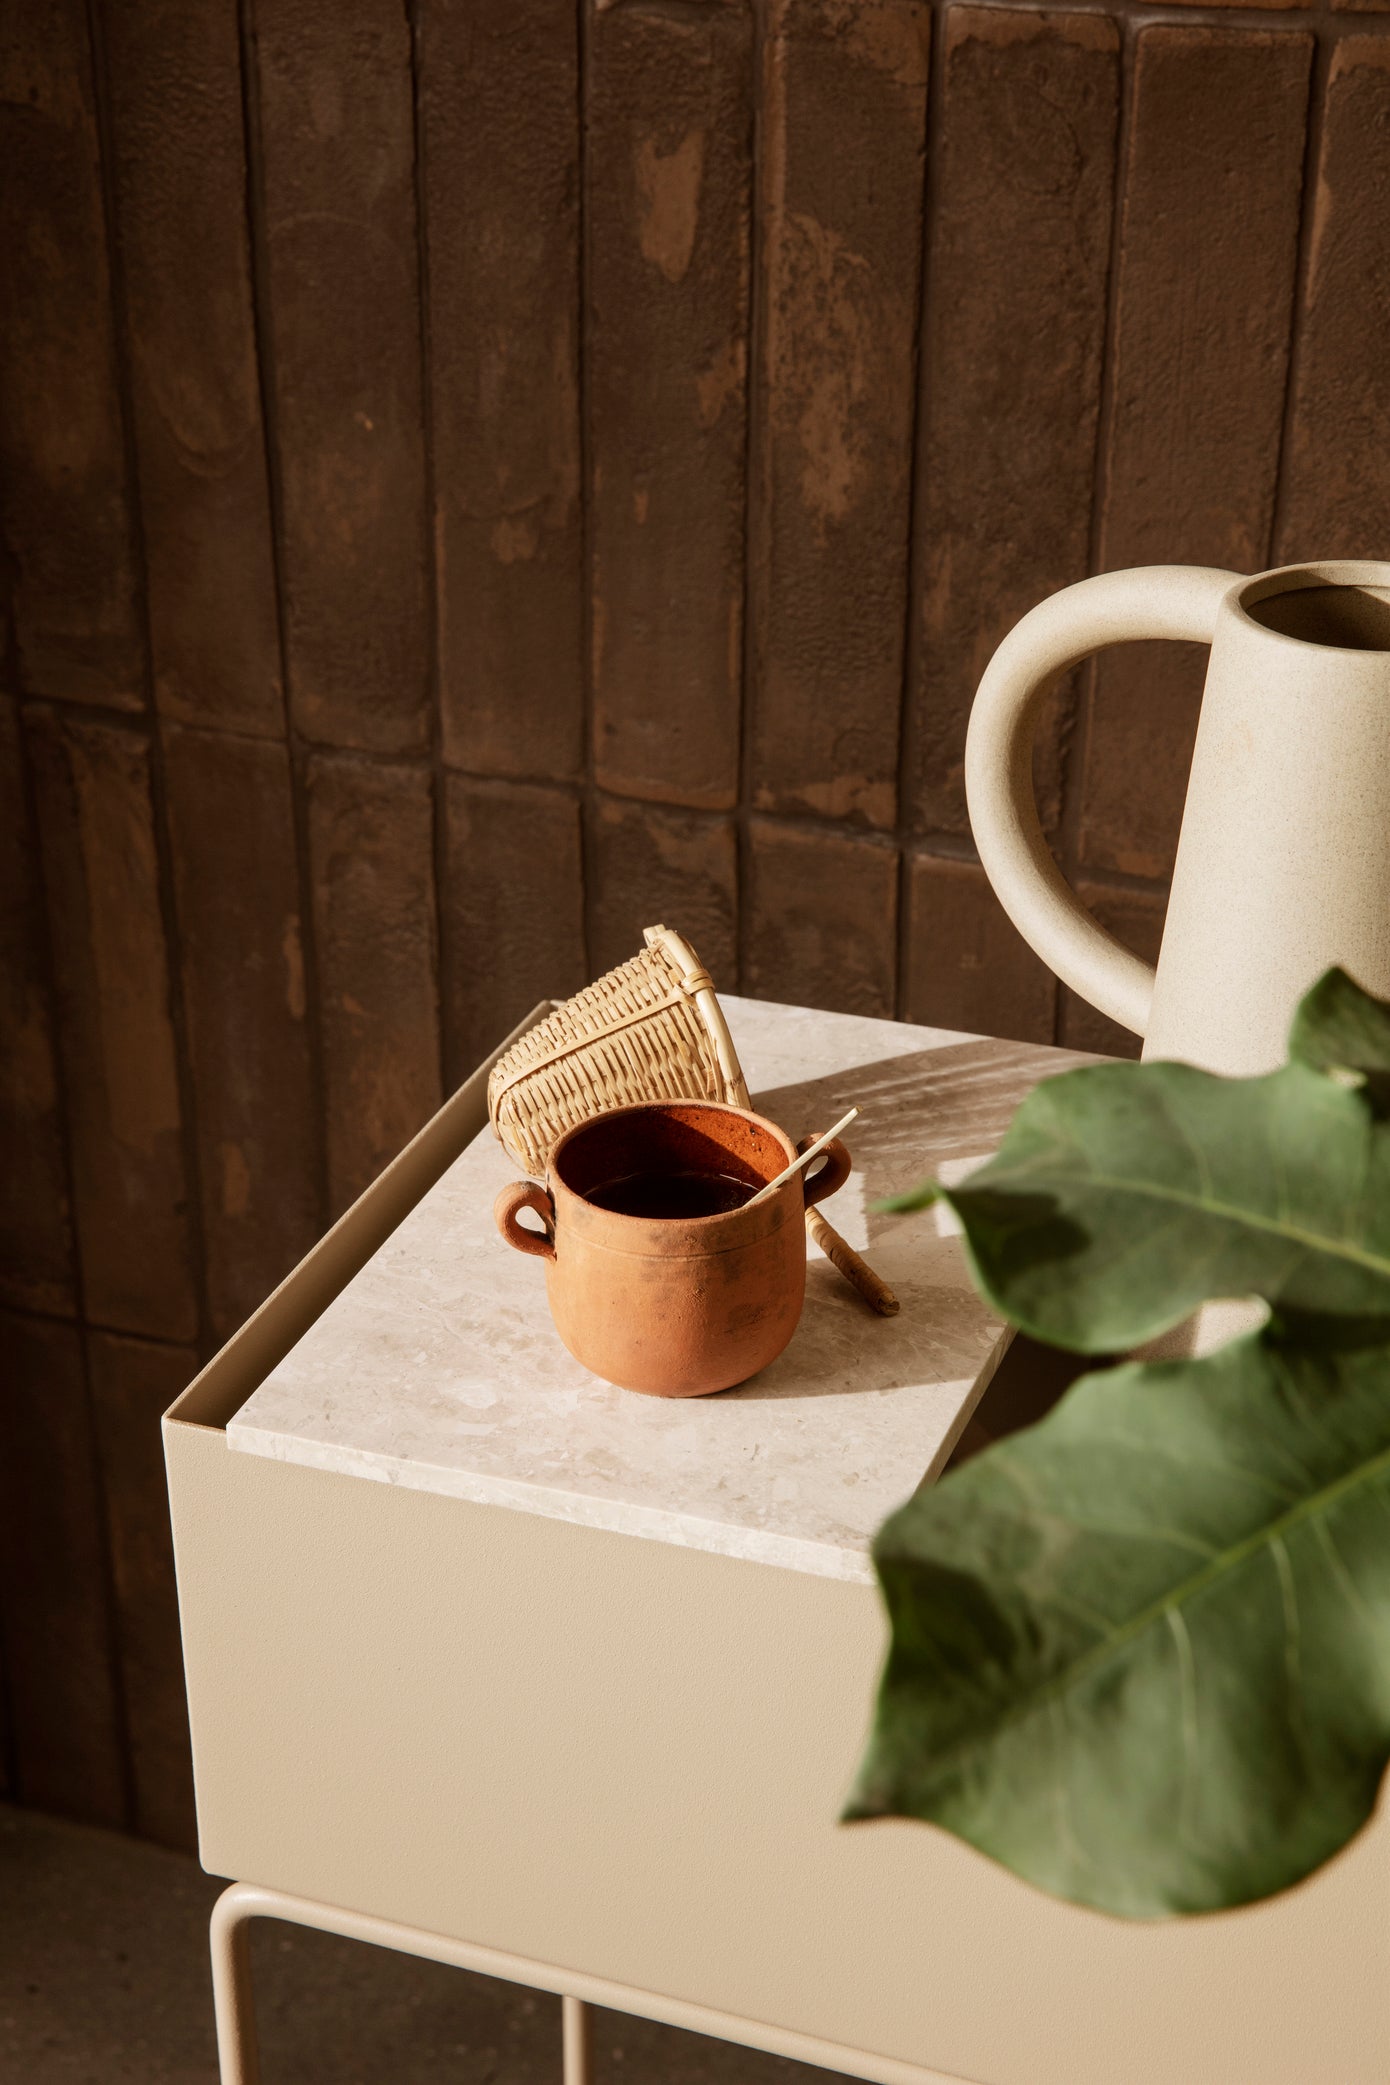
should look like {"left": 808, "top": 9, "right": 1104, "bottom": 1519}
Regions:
{"left": 6, "top": 705, "right": 87, "bottom": 1807}
{"left": 85, "top": 0, "right": 214, "bottom": 1368}
{"left": 1054, "top": 5, "right": 1135, "bottom": 1053}
{"left": 78, "top": 0, "right": 174, "bottom": 1833}
{"left": 235, "top": 0, "right": 333, "bottom": 1250}
{"left": 0, "top": 1296, "right": 202, "bottom": 1350}
{"left": 578, "top": 0, "right": 600, "bottom": 986}
{"left": 890, "top": 0, "right": 949, "bottom": 1022}
{"left": 10, "top": 690, "right": 1180, "bottom": 885}
{"left": 406, "top": 0, "right": 451, "bottom": 1099}
{"left": 1267, "top": 22, "right": 1329, "bottom": 566}
{"left": 734, "top": 0, "right": 767, "bottom": 997}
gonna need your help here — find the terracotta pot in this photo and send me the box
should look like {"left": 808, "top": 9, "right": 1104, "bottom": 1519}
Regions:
{"left": 494, "top": 1101, "right": 851, "bottom": 1396}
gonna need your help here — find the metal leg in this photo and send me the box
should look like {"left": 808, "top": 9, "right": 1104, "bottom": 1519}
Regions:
{"left": 211, "top": 1879, "right": 590, "bottom": 2085}
{"left": 205, "top": 1878, "right": 954, "bottom": 2085}
{"left": 562, "top": 1992, "right": 593, "bottom": 2085}
{"left": 210, "top": 1884, "right": 262, "bottom": 2085}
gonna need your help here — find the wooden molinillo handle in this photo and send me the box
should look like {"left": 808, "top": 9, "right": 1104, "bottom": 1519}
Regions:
{"left": 804, "top": 1206, "right": 900, "bottom": 1317}
{"left": 729, "top": 1070, "right": 898, "bottom": 1317}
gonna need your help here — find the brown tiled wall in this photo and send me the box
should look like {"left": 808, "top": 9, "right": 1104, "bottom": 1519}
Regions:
{"left": 2, "top": 0, "right": 1387, "bottom": 1847}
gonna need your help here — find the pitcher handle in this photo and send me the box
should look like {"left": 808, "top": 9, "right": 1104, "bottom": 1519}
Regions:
{"left": 966, "top": 565, "right": 1238, "bottom": 1037}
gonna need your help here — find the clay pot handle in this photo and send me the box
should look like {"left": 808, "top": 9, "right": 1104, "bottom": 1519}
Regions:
{"left": 797, "top": 1134, "right": 851, "bottom": 1208}
{"left": 495, "top": 1180, "right": 556, "bottom": 1260}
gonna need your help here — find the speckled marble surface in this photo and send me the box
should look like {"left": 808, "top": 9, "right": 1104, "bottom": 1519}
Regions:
{"left": 228, "top": 998, "right": 1091, "bottom": 1582}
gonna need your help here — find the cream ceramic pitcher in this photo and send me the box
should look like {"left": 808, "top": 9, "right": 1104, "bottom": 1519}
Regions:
{"left": 966, "top": 560, "right": 1390, "bottom": 1075}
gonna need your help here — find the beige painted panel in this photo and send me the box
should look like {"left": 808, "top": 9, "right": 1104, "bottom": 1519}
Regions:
{"left": 165, "top": 1425, "right": 1389, "bottom": 2085}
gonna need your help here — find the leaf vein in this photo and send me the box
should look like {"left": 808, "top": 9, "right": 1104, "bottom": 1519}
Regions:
{"left": 1167, "top": 1607, "right": 1200, "bottom": 1842}
{"left": 1031, "top": 1170, "right": 1390, "bottom": 1283}
{"left": 903, "top": 1438, "right": 1390, "bottom": 1796}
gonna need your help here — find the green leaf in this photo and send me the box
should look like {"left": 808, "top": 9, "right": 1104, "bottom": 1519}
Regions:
{"left": 1289, "top": 965, "right": 1390, "bottom": 1110}
{"left": 847, "top": 1328, "right": 1390, "bottom": 1917}
{"left": 881, "top": 1177, "right": 941, "bottom": 1215}
{"left": 927, "top": 1056, "right": 1390, "bottom": 1353}
{"left": 882, "top": 969, "right": 1390, "bottom": 1353}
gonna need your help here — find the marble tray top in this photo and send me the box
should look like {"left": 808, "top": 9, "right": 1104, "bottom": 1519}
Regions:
{"left": 229, "top": 997, "right": 1092, "bottom": 1582}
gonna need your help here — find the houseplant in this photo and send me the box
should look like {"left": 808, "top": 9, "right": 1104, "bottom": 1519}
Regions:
{"left": 847, "top": 967, "right": 1390, "bottom": 1919}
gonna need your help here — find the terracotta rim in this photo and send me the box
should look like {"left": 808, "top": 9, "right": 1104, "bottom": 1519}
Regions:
{"left": 548, "top": 1100, "right": 802, "bottom": 1248}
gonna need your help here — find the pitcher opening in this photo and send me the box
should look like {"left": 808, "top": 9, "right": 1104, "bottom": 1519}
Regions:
{"left": 1239, "top": 561, "right": 1390, "bottom": 652}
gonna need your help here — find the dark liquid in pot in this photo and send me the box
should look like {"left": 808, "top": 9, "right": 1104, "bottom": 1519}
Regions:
{"left": 584, "top": 1169, "right": 757, "bottom": 1220}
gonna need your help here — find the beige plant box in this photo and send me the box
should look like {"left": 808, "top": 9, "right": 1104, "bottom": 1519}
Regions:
{"left": 163, "top": 1001, "right": 1390, "bottom": 2085}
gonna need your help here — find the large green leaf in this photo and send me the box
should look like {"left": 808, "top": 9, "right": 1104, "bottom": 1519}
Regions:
{"left": 847, "top": 1326, "right": 1390, "bottom": 1917}
{"left": 854, "top": 972, "right": 1390, "bottom": 1916}
{"left": 885, "top": 1053, "right": 1390, "bottom": 1353}
{"left": 1289, "top": 964, "right": 1390, "bottom": 1108}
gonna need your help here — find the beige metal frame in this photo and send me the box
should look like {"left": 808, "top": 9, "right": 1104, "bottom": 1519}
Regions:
{"left": 209, "top": 1880, "right": 964, "bottom": 2085}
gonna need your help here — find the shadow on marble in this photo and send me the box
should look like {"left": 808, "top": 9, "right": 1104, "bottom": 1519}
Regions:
{"left": 755, "top": 1034, "right": 1095, "bottom": 1247}
{"left": 230, "top": 1002, "right": 1088, "bottom": 1578}
{"left": 723, "top": 1253, "right": 991, "bottom": 1407}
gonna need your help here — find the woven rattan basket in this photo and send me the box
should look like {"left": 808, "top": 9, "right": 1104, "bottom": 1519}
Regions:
{"left": 488, "top": 926, "right": 896, "bottom": 1314}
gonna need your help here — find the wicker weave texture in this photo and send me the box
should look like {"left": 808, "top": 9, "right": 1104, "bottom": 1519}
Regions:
{"left": 488, "top": 933, "right": 739, "bottom": 1178}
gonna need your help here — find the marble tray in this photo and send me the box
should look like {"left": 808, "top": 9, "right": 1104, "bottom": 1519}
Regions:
{"left": 228, "top": 997, "right": 1092, "bottom": 1583}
